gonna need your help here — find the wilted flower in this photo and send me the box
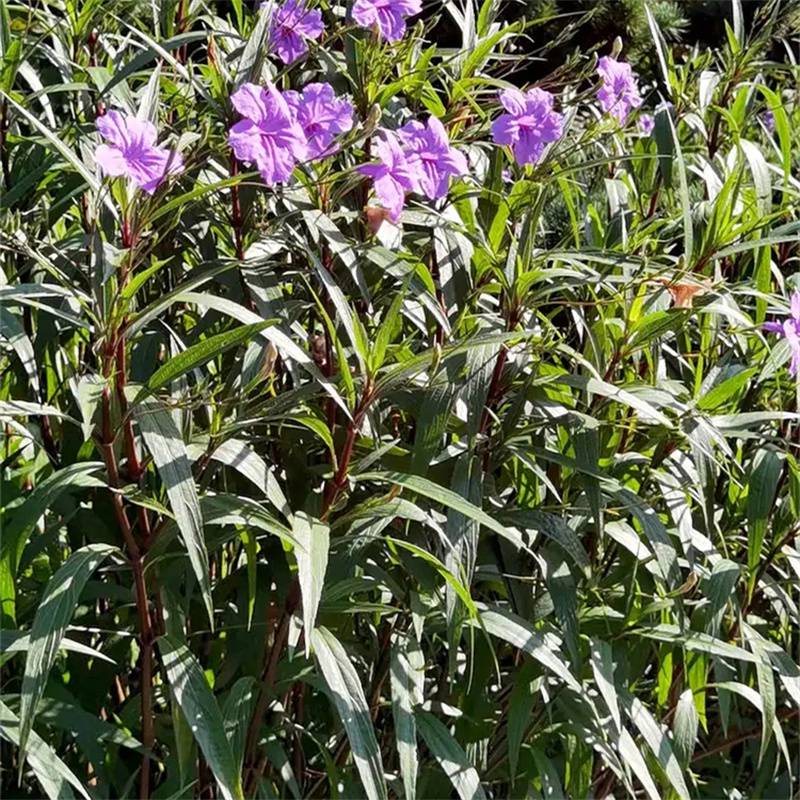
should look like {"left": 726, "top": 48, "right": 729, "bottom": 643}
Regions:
{"left": 639, "top": 113, "right": 655, "bottom": 135}
{"left": 764, "top": 291, "right": 800, "bottom": 376}
{"left": 228, "top": 82, "right": 307, "bottom": 186}
{"left": 94, "top": 110, "right": 183, "bottom": 194}
{"left": 351, "top": 0, "right": 422, "bottom": 42}
{"left": 398, "top": 116, "right": 467, "bottom": 200}
{"left": 358, "top": 130, "right": 421, "bottom": 222}
{"left": 284, "top": 83, "right": 353, "bottom": 160}
{"left": 597, "top": 56, "right": 642, "bottom": 124}
{"left": 264, "top": 0, "right": 324, "bottom": 64}
{"left": 491, "top": 87, "right": 563, "bottom": 166}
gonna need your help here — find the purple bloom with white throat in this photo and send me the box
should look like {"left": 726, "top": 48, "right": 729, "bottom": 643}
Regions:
{"left": 228, "top": 82, "right": 307, "bottom": 186}
{"left": 351, "top": 0, "right": 421, "bottom": 42}
{"left": 398, "top": 116, "right": 467, "bottom": 200}
{"left": 491, "top": 87, "right": 563, "bottom": 167}
{"left": 639, "top": 113, "right": 654, "bottom": 135}
{"left": 284, "top": 83, "right": 353, "bottom": 160}
{"left": 764, "top": 291, "right": 800, "bottom": 376}
{"left": 358, "top": 130, "right": 421, "bottom": 223}
{"left": 263, "top": 0, "right": 324, "bottom": 64}
{"left": 597, "top": 55, "right": 642, "bottom": 124}
{"left": 94, "top": 110, "right": 183, "bottom": 194}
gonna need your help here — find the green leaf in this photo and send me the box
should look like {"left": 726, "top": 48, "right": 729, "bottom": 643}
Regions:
{"left": 1, "top": 463, "right": 105, "bottom": 574}
{"left": 415, "top": 711, "right": 487, "bottom": 800}
{"left": 293, "top": 511, "right": 329, "bottom": 657}
{"left": 672, "top": 689, "right": 698, "bottom": 767}
{"left": 159, "top": 635, "right": 244, "bottom": 800}
{"left": 478, "top": 605, "right": 580, "bottom": 691}
{"left": 18, "top": 544, "right": 118, "bottom": 764}
{"left": 357, "top": 471, "right": 531, "bottom": 555}
{"left": 747, "top": 449, "right": 782, "bottom": 574}
{"left": 135, "top": 321, "right": 272, "bottom": 403}
{"left": 222, "top": 677, "right": 256, "bottom": 773}
{"left": 0, "top": 90, "right": 102, "bottom": 195}
{"left": 389, "top": 636, "right": 423, "bottom": 800}
{"left": 312, "top": 627, "right": 388, "bottom": 800}
{"left": 0, "top": 699, "right": 90, "bottom": 800}
{"left": 133, "top": 398, "right": 213, "bottom": 626}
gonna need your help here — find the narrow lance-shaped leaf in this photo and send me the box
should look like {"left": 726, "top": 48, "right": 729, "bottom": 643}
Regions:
{"left": 18, "top": 544, "right": 119, "bottom": 764}
{"left": 133, "top": 397, "right": 213, "bottom": 626}
{"left": 159, "top": 635, "right": 244, "bottom": 800}
{"left": 390, "top": 636, "right": 423, "bottom": 800}
{"left": 416, "top": 711, "right": 487, "bottom": 800}
{"left": 312, "top": 627, "right": 388, "bottom": 800}
{"left": 0, "top": 699, "right": 90, "bottom": 800}
{"left": 292, "top": 511, "right": 328, "bottom": 656}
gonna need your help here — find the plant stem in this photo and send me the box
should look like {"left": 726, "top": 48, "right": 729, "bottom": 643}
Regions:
{"left": 100, "top": 384, "right": 154, "bottom": 799}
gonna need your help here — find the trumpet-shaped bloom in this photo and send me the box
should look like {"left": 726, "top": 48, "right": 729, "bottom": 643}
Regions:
{"left": 351, "top": 0, "right": 421, "bottom": 42}
{"left": 597, "top": 56, "right": 642, "bottom": 124}
{"left": 639, "top": 113, "right": 655, "bottom": 135}
{"left": 95, "top": 110, "right": 183, "bottom": 194}
{"left": 398, "top": 116, "right": 467, "bottom": 200}
{"left": 284, "top": 83, "right": 353, "bottom": 160}
{"left": 228, "top": 82, "right": 307, "bottom": 186}
{"left": 264, "top": 0, "right": 324, "bottom": 64}
{"left": 491, "top": 87, "right": 563, "bottom": 166}
{"left": 358, "top": 130, "right": 421, "bottom": 222}
{"left": 764, "top": 291, "right": 800, "bottom": 376}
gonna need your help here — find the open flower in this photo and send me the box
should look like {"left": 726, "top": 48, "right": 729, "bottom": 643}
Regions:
{"left": 491, "top": 87, "right": 563, "bottom": 166}
{"left": 94, "top": 111, "right": 183, "bottom": 194}
{"left": 764, "top": 291, "right": 800, "bottom": 376}
{"left": 358, "top": 130, "right": 421, "bottom": 222}
{"left": 597, "top": 56, "right": 642, "bottom": 124}
{"left": 351, "top": 0, "right": 421, "bottom": 42}
{"left": 263, "top": 0, "right": 324, "bottom": 64}
{"left": 398, "top": 116, "right": 467, "bottom": 200}
{"left": 284, "top": 83, "right": 353, "bottom": 160}
{"left": 639, "top": 113, "right": 655, "bottom": 135}
{"left": 228, "top": 82, "right": 307, "bottom": 186}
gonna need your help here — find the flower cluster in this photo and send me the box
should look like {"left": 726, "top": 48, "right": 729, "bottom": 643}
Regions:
{"left": 94, "top": 111, "right": 183, "bottom": 194}
{"left": 264, "top": 0, "right": 324, "bottom": 65}
{"left": 352, "top": 0, "right": 422, "bottom": 42}
{"left": 491, "top": 87, "right": 563, "bottom": 167}
{"left": 262, "top": 0, "right": 421, "bottom": 63}
{"left": 764, "top": 292, "right": 800, "bottom": 376}
{"left": 597, "top": 55, "right": 643, "bottom": 124}
{"left": 93, "top": 4, "right": 649, "bottom": 218}
{"left": 358, "top": 117, "right": 467, "bottom": 222}
{"left": 228, "top": 80, "right": 352, "bottom": 185}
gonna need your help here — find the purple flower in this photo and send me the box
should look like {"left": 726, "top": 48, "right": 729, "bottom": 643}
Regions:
{"left": 762, "top": 109, "right": 776, "bottom": 133}
{"left": 94, "top": 110, "right": 183, "bottom": 194}
{"left": 764, "top": 292, "right": 800, "bottom": 376}
{"left": 597, "top": 56, "right": 642, "bottom": 124}
{"left": 351, "top": 0, "right": 421, "bottom": 42}
{"left": 491, "top": 87, "right": 563, "bottom": 166}
{"left": 228, "top": 82, "right": 307, "bottom": 186}
{"left": 358, "top": 130, "right": 421, "bottom": 222}
{"left": 398, "top": 116, "right": 467, "bottom": 200}
{"left": 263, "top": 0, "right": 324, "bottom": 64}
{"left": 639, "top": 113, "right": 655, "bottom": 135}
{"left": 284, "top": 83, "right": 353, "bottom": 160}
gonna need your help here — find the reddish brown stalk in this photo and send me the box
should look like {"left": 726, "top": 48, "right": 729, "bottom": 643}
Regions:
{"left": 244, "top": 382, "right": 375, "bottom": 793}
{"left": 242, "top": 581, "right": 301, "bottom": 797}
{"left": 321, "top": 380, "right": 374, "bottom": 517}
{"left": 230, "top": 154, "right": 245, "bottom": 262}
{"left": 693, "top": 708, "right": 800, "bottom": 762}
{"left": 99, "top": 384, "right": 154, "bottom": 799}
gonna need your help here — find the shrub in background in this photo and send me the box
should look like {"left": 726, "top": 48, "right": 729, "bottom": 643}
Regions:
{"left": 1, "top": 0, "right": 799, "bottom": 798}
